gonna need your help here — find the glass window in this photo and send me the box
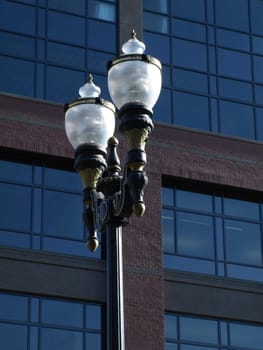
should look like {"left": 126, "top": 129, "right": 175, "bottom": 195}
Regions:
{"left": 41, "top": 328, "right": 83, "bottom": 350}
{"left": 172, "top": 19, "right": 206, "bottom": 42}
{"left": 0, "top": 183, "right": 31, "bottom": 231}
{"left": 144, "top": 32, "right": 171, "bottom": 65}
{"left": 143, "top": 0, "right": 168, "bottom": 14}
{"left": 174, "top": 69, "right": 208, "bottom": 94}
{"left": 162, "top": 187, "right": 174, "bottom": 206}
{"left": 219, "top": 100, "right": 255, "bottom": 139}
{"left": 218, "top": 78, "right": 253, "bottom": 103}
{"left": 230, "top": 322, "right": 263, "bottom": 349}
{"left": 86, "top": 304, "right": 101, "bottom": 330}
{"left": 0, "top": 32, "right": 35, "bottom": 59}
{"left": 172, "top": 0, "right": 205, "bottom": 22}
{"left": 87, "top": 50, "right": 113, "bottom": 75}
{"left": 217, "top": 29, "right": 249, "bottom": 51}
{"left": 43, "top": 190, "right": 84, "bottom": 239}
{"left": 41, "top": 299, "right": 83, "bottom": 328}
{"left": 45, "top": 168, "right": 81, "bottom": 192}
{"left": 225, "top": 220, "right": 262, "bottom": 266}
{"left": 250, "top": 0, "right": 263, "bottom": 36}
{"left": 88, "top": 20, "right": 116, "bottom": 53}
{"left": 154, "top": 88, "right": 172, "bottom": 124}
{"left": 47, "top": 42, "right": 85, "bottom": 69}
{"left": 86, "top": 333, "right": 101, "bottom": 350}
{"left": 253, "top": 56, "right": 263, "bottom": 84}
{"left": 253, "top": 36, "right": 263, "bottom": 55}
{"left": 48, "top": 11, "right": 85, "bottom": 46}
{"left": 0, "top": 160, "right": 32, "bottom": 183}
{"left": 144, "top": 12, "right": 169, "bottom": 34}
{"left": 176, "top": 212, "right": 214, "bottom": 259}
{"left": 173, "top": 91, "right": 210, "bottom": 131}
{"left": 217, "top": 48, "right": 251, "bottom": 80}
{"left": 0, "top": 56, "right": 34, "bottom": 97}
{"left": 173, "top": 39, "right": 207, "bottom": 71}
{"left": 163, "top": 209, "right": 175, "bottom": 254}
{"left": 224, "top": 198, "right": 260, "bottom": 220}
{"left": 48, "top": 0, "right": 85, "bottom": 16}
{"left": 176, "top": 190, "right": 212, "bottom": 212}
{"left": 0, "top": 294, "right": 28, "bottom": 321}
{"left": 256, "top": 107, "right": 263, "bottom": 140}
{"left": 88, "top": 0, "right": 116, "bottom": 22}
{"left": 215, "top": 0, "right": 249, "bottom": 31}
{"left": 0, "top": 1, "right": 36, "bottom": 35}
{"left": 0, "top": 323, "right": 27, "bottom": 350}
{"left": 180, "top": 316, "right": 218, "bottom": 344}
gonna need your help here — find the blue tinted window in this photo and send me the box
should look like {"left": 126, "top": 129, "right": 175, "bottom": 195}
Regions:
{"left": 48, "top": 11, "right": 85, "bottom": 46}
{"left": 173, "top": 39, "right": 207, "bottom": 71}
{"left": 217, "top": 29, "right": 249, "bottom": 51}
{"left": 174, "top": 69, "right": 208, "bottom": 94}
{"left": 86, "top": 333, "right": 101, "bottom": 350}
{"left": 41, "top": 328, "right": 83, "bottom": 350}
{"left": 172, "top": 19, "right": 206, "bottom": 42}
{"left": 180, "top": 316, "right": 218, "bottom": 344}
{"left": 45, "top": 168, "right": 81, "bottom": 192}
{"left": 174, "top": 92, "right": 210, "bottom": 131}
{"left": 253, "top": 36, "right": 263, "bottom": 55}
{"left": 172, "top": 0, "right": 205, "bottom": 22}
{"left": 89, "top": 0, "right": 116, "bottom": 22}
{"left": 48, "top": 0, "right": 85, "bottom": 16}
{"left": 217, "top": 48, "right": 251, "bottom": 80}
{"left": 215, "top": 0, "right": 249, "bottom": 31}
{"left": 0, "top": 183, "right": 31, "bottom": 231}
{"left": 176, "top": 212, "right": 214, "bottom": 259}
{"left": 86, "top": 304, "right": 101, "bottom": 330}
{"left": 0, "top": 294, "right": 28, "bottom": 321}
{"left": 0, "top": 1, "right": 36, "bottom": 35}
{"left": 230, "top": 323, "right": 263, "bottom": 349}
{"left": 154, "top": 88, "right": 172, "bottom": 124}
{"left": 224, "top": 198, "right": 260, "bottom": 220}
{"left": 144, "top": 12, "right": 169, "bottom": 33}
{"left": 47, "top": 42, "right": 85, "bottom": 69}
{"left": 0, "top": 56, "right": 34, "bottom": 97}
{"left": 88, "top": 20, "right": 116, "bottom": 52}
{"left": 87, "top": 50, "right": 113, "bottom": 75}
{"left": 0, "top": 32, "right": 35, "bottom": 59}
{"left": 163, "top": 209, "right": 175, "bottom": 254}
{"left": 43, "top": 190, "right": 83, "bottom": 239}
{"left": 162, "top": 187, "right": 174, "bottom": 206}
{"left": 144, "top": 32, "right": 170, "bottom": 65}
{"left": 41, "top": 299, "right": 83, "bottom": 327}
{"left": 251, "top": 0, "right": 263, "bottom": 35}
{"left": 219, "top": 100, "right": 255, "bottom": 139}
{"left": 0, "top": 160, "right": 32, "bottom": 183}
{"left": 144, "top": 0, "right": 168, "bottom": 13}
{"left": 218, "top": 78, "right": 253, "bottom": 103}
{"left": 256, "top": 107, "right": 263, "bottom": 140}
{"left": 253, "top": 56, "right": 263, "bottom": 84}
{"left": 0, "top": 323, "right": 27, "bottom": 350}
{"left": 225, "top": 220, "right": 262, "bottom": 265}
{"left": 176, "top": 190, "right": 212, "bottom": 212}
{"left": 165, "top": 314, "right": 177, "bottom": 340}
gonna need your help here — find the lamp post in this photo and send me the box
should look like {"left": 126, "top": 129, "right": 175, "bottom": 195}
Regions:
{"left": 64, "top": 31, "right": 162, "bottom": 350}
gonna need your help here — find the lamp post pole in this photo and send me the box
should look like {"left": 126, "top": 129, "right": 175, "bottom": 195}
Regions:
{"left": 64, "top": 32, "right": 162, "bottom": 350}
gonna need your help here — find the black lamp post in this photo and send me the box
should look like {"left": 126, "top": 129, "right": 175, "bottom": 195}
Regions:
{"left": 64, "top": 32, "right": 162, "bottom": 350}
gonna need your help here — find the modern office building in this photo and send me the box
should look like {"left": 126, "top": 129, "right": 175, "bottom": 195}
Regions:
{"left": 0, "top": 0, "right": 263, "bottom": 349}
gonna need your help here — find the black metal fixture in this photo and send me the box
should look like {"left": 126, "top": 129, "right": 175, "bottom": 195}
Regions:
{"left": 64, "top": 31, "right": 162, "bottom": 350}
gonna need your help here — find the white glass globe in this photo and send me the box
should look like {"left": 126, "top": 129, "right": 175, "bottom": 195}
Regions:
{"left": 107, "top": 33, "right": 162, "bottom": 110}
{"left": 65, "top": 77, "right": 116, "bottom": 151}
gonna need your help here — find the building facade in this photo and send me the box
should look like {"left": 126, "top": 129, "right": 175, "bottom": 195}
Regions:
{"left": 0, "top": 0, "right": 263, "bottom": 349}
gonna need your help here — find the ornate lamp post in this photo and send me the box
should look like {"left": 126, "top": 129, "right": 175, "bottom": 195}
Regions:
{"left": 65, "top": 32, "right": 162, "bottom": 350}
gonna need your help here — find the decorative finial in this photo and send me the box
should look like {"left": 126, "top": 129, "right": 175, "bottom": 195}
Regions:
{"left": 79, "top": 74, "right": 101, "bottom": 98}
{"left": 121, "top": 30, "right": 145, "bottom": 55}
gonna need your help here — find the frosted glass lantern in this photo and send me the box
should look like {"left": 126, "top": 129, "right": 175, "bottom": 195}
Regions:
{"left": 107, "top": 31, "right": 162, "bottom": 110}
{"left": 65, "top": 76, "right": 116, "bottom": 151}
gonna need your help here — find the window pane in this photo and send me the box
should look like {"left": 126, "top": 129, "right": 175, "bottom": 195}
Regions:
{"left": 165, "top": 344, "right": 178, "bottom": 350}
{"left": 172, "top": 19, "right": 206, "bottom": 42}
{"left": 88, "top": 0, "right": 116, "bottom": 22}
{"left": 215, "top": 0, "right": 249, "bottom": 31}
{"left": 0, "top": 183, "right": 31, "bottom": 231}
{"left": 253, "top": 56, "right": 263, "bottom": 84}
{"left": 0, "top": 56, "right": 34, "bottom": 97}
{"left": 154, "top": 88, "right": 172, "bottom": 124}
{"left": 176, "top": 190, "right": 212, "bottom": 212}
{"left": 165, "top": 314, "right": 177, "bottom": 339}
{"left": 41, "top": 328, "right": 83, "bottom": 350}
{"left": 162, "top": 187, "right": 174, "bottom": 206}
{"left": 0, "top": 323, "right": 27, "bottom": 350}
{"left": 0, "top": 160, "right": 32, "bottom": 183}
{"left": 219, "top": 100, "right": 255, "bottom": 139}
{"left": 0, "top": 294, "right": 28, "bottom": 321}
{"left": 218, "top": 78, "right": 253, "bottom": 103}
{"left": 43, "top": 190, "right": 83, "bottom": 239}
{"left": 0, "top": 32, "right": 35, "bottom": 59}
{"left": 163, "top": 209, "right": 175, "bottom": 254}
{"left": 144, "top": 32, "right": 170, "bottom": 65}
{"left": 230, "top": 323, "right": 263, "bottom": 349}
{"left": 88, "top": 20, "right": 116, "bottom": 53}
{"left": 0, "top": 1, "right": 36, "bottom": 35}
{"left": 224, "top": 198, "right": 260, "bottom": 220}
{"left": 144, "top": 12, "right": 169, "bottom": 34}
{"left": 48, "top": 11, "right": 85, "bottom": 45}
{"left": 144, "top": 0, "right": 168, "bottom": 13}
{"left": 225, "top": 220, "right": 262, "bottom": 266}
{"left": 47, "top": 42, "right": 85, "bottom": 69}
{"left": 45, "top": 168, "right": 81, "bottom": 192}
{"left": 86, "top": 333, "right": 101, "bottom": 350}
{"left": 172, "top": 0, "right": 205, "bottom": 22}
{"left": 251, "top": 0, "right": 263, "bottom": 35}
{"left": 86, "top": 305, "right": 101, "bottom": 330}
{"left": 174, "top": 69, "right": 208, "bottom": 94}
{"left": 174, "top": 92, "right": 210, "bottom": 131}
{"left": 180, "top": 317, "right": 218, "bottom": 344}
{"left": 87, "top": 50, "right": 113, "bottom": 75}
{"left": 173, "top": 39, "right": 207, "bottom": 71}
{"left": 41, "top": 299, "right": 83, "bottom": 328}
{"left": 256, "top": 107, "right": 263, "bottom": 140}
{"left": 176, "top": 212, "right": 214, "bottom": 259}
{"left": 48, "top": 0, "right": 85, "bottom": 16}
{"left": 253, "top": 36, "right": 263, "bottom": 55}
{"left": 217, "top": 29, "right": 249, "bottom": 51}
{"left": 217, "top": 48, "right": 251, "bottom": 80}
